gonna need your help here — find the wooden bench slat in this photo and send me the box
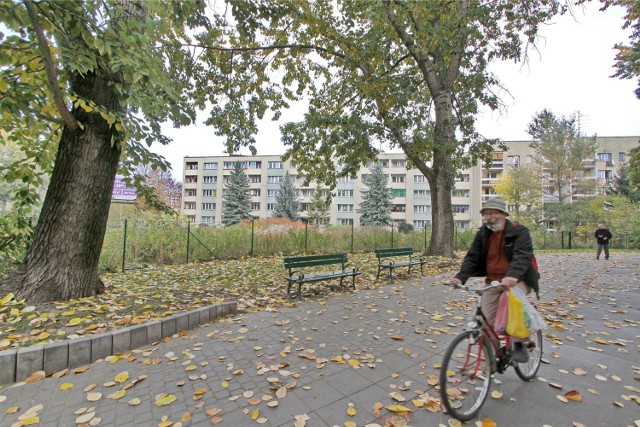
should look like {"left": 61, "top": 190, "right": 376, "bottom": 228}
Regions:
{"left": 375, "top": 247, "right": 425, "bottom": 279}
{"left": 284, "top": 253, "right": 359, "bottom": 297}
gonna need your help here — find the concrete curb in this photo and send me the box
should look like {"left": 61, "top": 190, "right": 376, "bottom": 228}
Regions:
{"left": 0, "top": 301, "right": 237, "bottom": 385}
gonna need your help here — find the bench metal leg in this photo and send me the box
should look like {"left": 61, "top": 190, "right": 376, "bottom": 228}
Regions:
{"left": 376, "top": 266, "right": 381, "bottom": 280}
{"left": 420, "top": 262, "right": 425, "bottom": 276}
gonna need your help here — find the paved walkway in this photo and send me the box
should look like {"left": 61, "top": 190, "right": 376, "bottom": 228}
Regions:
{"left": 0, "top": 252, "right": 638, "bottom": 427}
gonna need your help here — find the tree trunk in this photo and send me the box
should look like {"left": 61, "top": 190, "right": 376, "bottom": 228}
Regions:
{"left": 4, "top": 71, "right": 123, "bottom": 304}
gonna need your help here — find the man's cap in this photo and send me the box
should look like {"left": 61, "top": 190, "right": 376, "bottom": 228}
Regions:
{"left": 480, "top": 198, "right": 509, "bottom": 216}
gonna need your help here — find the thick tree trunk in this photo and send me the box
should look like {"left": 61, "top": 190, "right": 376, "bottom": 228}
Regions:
{"left": 425, "top": 91, "right": 456, "bottom": 257}
{"left": 5, "top": 71, "right": 123, "bottom": 304}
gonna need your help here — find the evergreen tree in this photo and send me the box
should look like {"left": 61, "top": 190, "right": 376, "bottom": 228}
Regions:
{"left": 358, "top": 163, "right": 393, "bottom": 226}
{"left": 607, "top": 165, "right": 640, "bottom": 203}
{"left": 272, "top": 173, "right": 299, "bottom": 220}
{"left": 308, "top": 186, "right": 330, "bottom": 226}
{"left": 222, "top": 162, "right": 253, "bottom": 226}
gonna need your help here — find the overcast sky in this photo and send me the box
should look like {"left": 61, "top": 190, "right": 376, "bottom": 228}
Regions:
{"left": 155, "top": 2, "right": 640, "bottom": 180}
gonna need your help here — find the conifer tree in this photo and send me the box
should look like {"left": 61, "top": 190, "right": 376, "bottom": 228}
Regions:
{"left": 358, "top": 163, "right": 393, "bottom": 226}
{"left": 308, "top": 186, "right": 330, "bottom": 226}
{"left": 222, "top": 162, "right": 253, "bottom": 226}
{"left": 272, "top": 172, "right": 299, "bottom": 220}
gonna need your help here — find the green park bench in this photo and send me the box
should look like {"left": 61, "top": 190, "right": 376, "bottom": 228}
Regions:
{"left": 375, "top": 247, "right": 426, "bottom": 279}
{"left": 283, "top": 253, "right": 361, "bottom": 298}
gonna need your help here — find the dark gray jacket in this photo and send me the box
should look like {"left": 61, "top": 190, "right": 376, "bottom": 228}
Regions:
{"left": 454, "top": 220, "right": 539, "bottom": 296}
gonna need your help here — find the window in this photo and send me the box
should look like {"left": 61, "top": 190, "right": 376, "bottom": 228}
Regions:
{"left": 598, "top": 170, "right": 613, "bottom": 181}
{"left": 186, "top": 162, "right": 198, "bottom": 170}
{"left": 203, "top": 176, "right": 217, "bottom": 184}
{"left": 185, "top": 189, "right": 196, "bottom": 197}
{"left": 202, "top": 189, "right": 215, "bottom": 197}
{"left": 414, "top": 205, "right": 431, "bottom": 214}
{"left": 186, "top": 215, "right": 195, "bottom": 222}
{"left": 391, "top": 204, "right": 406, "bottom": 212}
{"left": 200, "top": 216, "right": 215, "bottom": 224}
{"left": 338, "top": 218, "right": 354, "bottom": 226}
{"left": 619, "top": 152, "right": 626, "bottom": 162}
{"left": 456, "top": 221, "right": 471, "bottom": 229}
{"left": 203, "top": 162, "right": 218, "bottom": 170}
{"left": 452, "top": 189, "right": 469, "bottom": 198}
{"left": 507, "top": 155, "right": 520, "bottom": 166}
{"left": 413, "top": 220, "right": 431, "bottom": 229}
{"left": 248, "top": 189, "right": 261, "bottom": 196}
{"left": 337, "top": 189, "right": 354, "bottom": 197}
{"left": 185, "top": 175, "right": 198, "bottom": 184}
{"left": 184, "top": 202, "right": 196, "bottom": 210}
{"left": 526, "top": 155, "right": 534, "bottom": 164}
{"left": 337, "top": 204, "right": 353, "bottom": 212}
{"left": 202, "top": 203, "right": 216, "bottom": 210}
{"left": 338, "top": 175, "right": 355, "bottom": 183}
{"left": 267, "top": 175, "right": 283, "bottom": 183}
{"left": 299, "top": 189, "right": 314, "bottom": 197}
{"left": 267, "top": 189, "right": 279, "bottom": 197}
{"left": 454, "top": 174, "right": 470, "bottom": 183}
{"left": 392, "top": 189, "right": 406, "bottom": 197}
{"left": 414, "top": 175, "right": 427, "bottom": 183}
{"left": 360, "top": 174, "right": 370, "bottom": 183}
{"left": 250, "top": 202, "right": 260, "bottom": 210}
{"left": 391, "top": 159, "right": 406, "bottom": 168}
{"left": 267, "top": 203, "right": 275, "bottom": 210}
{"left": 597, "top": 153, "right": 612, "bottom": 162}
{"left": 249, "top": 175, "right": 261, "bottom": 183}
{"left": 414, "top": 190, "right": 430, "bottom": 198}
{"left": 299, "top": 203, "right": 309, "bottom": 211}
{"left": 452, "top": 204, "right": 470, "bottom": 213}
{"left": 268, "top": 161, "right": 284, "bottom": 169}
{"left": 391, "top": 174, "right": 406, "bottom": 183}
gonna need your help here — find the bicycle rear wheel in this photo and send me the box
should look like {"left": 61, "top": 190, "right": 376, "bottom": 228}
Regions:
{"left": 439, "top": 330, "right": 493, "bottom": 421}
{"left": 514, "top": 330, "right": 543, "bottom": 381}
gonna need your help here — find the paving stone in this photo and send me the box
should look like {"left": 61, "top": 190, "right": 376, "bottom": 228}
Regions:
{"left": 112, "top": 327, "right": 132, "bottom": 353}
{"left": 16, "top": 345, "right": 44, "bottom": 381}
{"left": 68, "top": 337, "right": 92, "bottom": 369}
{"left": 0, "top": 348, "right": 17, "bottom": 384}
{"left": 43, "top": 341, "right": 68, "bottom": 375}
{"left": 130, "top": 324, "right": 147, "bottom": 349}
{"left": 161, "top": 315, "right": 176, "bottom": 338}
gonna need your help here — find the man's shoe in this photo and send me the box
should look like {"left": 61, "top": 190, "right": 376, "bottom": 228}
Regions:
{"left": 511, "top": 343, "right": 529, "bottom": 363}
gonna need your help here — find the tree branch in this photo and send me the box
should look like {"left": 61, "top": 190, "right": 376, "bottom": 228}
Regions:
{"left": 23, "top": 0, "right": 78, "bottom": 131}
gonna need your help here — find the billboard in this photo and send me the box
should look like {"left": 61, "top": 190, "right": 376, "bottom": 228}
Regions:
{"left": 112, "top": 175, "right": 137, "bottom": 202}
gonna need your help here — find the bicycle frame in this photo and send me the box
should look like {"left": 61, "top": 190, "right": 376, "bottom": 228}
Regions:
{"left": 466, "top": 303, "right": 512, "bottom": 375}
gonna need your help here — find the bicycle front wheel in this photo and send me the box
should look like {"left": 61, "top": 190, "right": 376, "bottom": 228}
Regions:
{"left": 439, "top": 330, "right": 493, "bottom": 421}
{"left": 514, "top": 329, "right": 543, "bottom": 381}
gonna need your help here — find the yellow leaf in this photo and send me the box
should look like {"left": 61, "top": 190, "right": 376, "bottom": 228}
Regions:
{"left": 181, "top": 412, "right": 192, "bottom": 422}
{"left": 593, "top": 338, "right": 609, "bottom": 345}
{"left": 67, "top": 318, "right": 82, "bottom": 326}
{"left": 0, "top": 293, "right": 14, "bottom": 305}
{"left": 347, "top": 359, "right": 359, "bottom": 367}
{"left": 564, "top": 390, "right": 583, "bottom": 402}
{"left": 221, "top": 380, "right": 229, "bottom": 388}
{"left": 86, "top": 392, "right": 102, "bottom": 402}
{"left": 491, "top": 390, "right": 503, "bottom": 399}
{"left": 412, "top": 399, "right": 424, "bottom": 408}
{"left": 6, "top": 406, "right": 19, "bottom": 414}
{"left": 155, "top": 393, "right": 176, "bottom": 407}
{"left": 346, "top": 406, "right": 356, "bottom": 416}
{"left": 385, "top": 405, "right": 412, "bottom": 414}
{"left": 17, "top": 416, "right": 40, "bottom": 426}
{"left": 0, "top": 78, "right": 7, "bottom": 93}
{"left": 60, "top": 382, "right": 74, "bottom": 390}
{"left": 185, "top": 365, "right": 197, "bottom": 371}
{"left": 37, "top": 332, "right": 50, "bottom": 340}
{"left": 108, "top": 389, "right": 126, "bottom": 400}
{"left": 128, "top": 398, "right": 141, "bottom": 406}
{"left": 482, "top": 418, "right": 497, "bottom": 427}
{"left": 115, "top": 371, "right": 129, "bottom": 383}
{"left": 251, "top": 408, "right": 260, "bottom": 420}
{"left": 344, "top": 422, "right": 357, "bottom": 427}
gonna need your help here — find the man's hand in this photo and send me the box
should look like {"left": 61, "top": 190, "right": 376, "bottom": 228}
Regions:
{"left": 501, "top": 276, "right": 518, "bottom": 289}
{"left": 446, "top": 278, "right": 463, "bottom": 287}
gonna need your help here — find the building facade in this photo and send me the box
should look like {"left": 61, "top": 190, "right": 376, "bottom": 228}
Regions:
{"left": 181, "top": 136, "right": 638, "bottom": 228}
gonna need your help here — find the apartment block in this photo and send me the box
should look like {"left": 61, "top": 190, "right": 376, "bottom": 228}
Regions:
{"left": 181, "top": 136, "right": 638, "bottom": 229}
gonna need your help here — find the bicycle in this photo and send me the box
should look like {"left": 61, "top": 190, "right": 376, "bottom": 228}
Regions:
{"left": 439, "top": 281, "right": 543, "bottom": 421}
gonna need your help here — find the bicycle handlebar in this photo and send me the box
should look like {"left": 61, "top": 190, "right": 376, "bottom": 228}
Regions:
{"left": 445, "top": 280, "right": 503, "bottom": 294}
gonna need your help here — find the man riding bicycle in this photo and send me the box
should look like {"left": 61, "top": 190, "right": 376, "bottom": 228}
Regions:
{"left": 447, "top": 198, "right": 539, "bottom": 363}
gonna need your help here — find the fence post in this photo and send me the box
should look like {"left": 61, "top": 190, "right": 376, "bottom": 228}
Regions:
{"left": 250, "top": 219, "right": 255, "bottom": 257}
{"left": 568, "top": 230, "right": 572, "bottom": 249}
{"left": 304, "top": 220, "right": 308, "bottom": 254}
{"left": 561, "top": 231, "right": 565, "bottom": 249}
{"left": 186, "top": 221, "right": 191, "bottom": 263}
{"left": 391, "top": 223, "right": 394, "bottom": 248}
{"left": 424, "top": 225, "right": 428, "bottom": 253}
{"left": 121, "top": 219, "right": 127, "bottom": 273}
{"left": 350, "top": 222, "right": 354, "bottom": 252}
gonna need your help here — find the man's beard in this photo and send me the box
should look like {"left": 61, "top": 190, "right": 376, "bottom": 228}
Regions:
{"left": 485, "top": 219, "right": 506, "bottom": 231}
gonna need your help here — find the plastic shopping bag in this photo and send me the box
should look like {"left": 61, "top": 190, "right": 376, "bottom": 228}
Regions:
{"left": 494, "top": 291, "right": 508, "bottom": 335}
{"left": 511, "top": 287, "right": 547, "bottom": 332}
{"left": 506, "top": 289, "right": 530, "bottom": 338}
